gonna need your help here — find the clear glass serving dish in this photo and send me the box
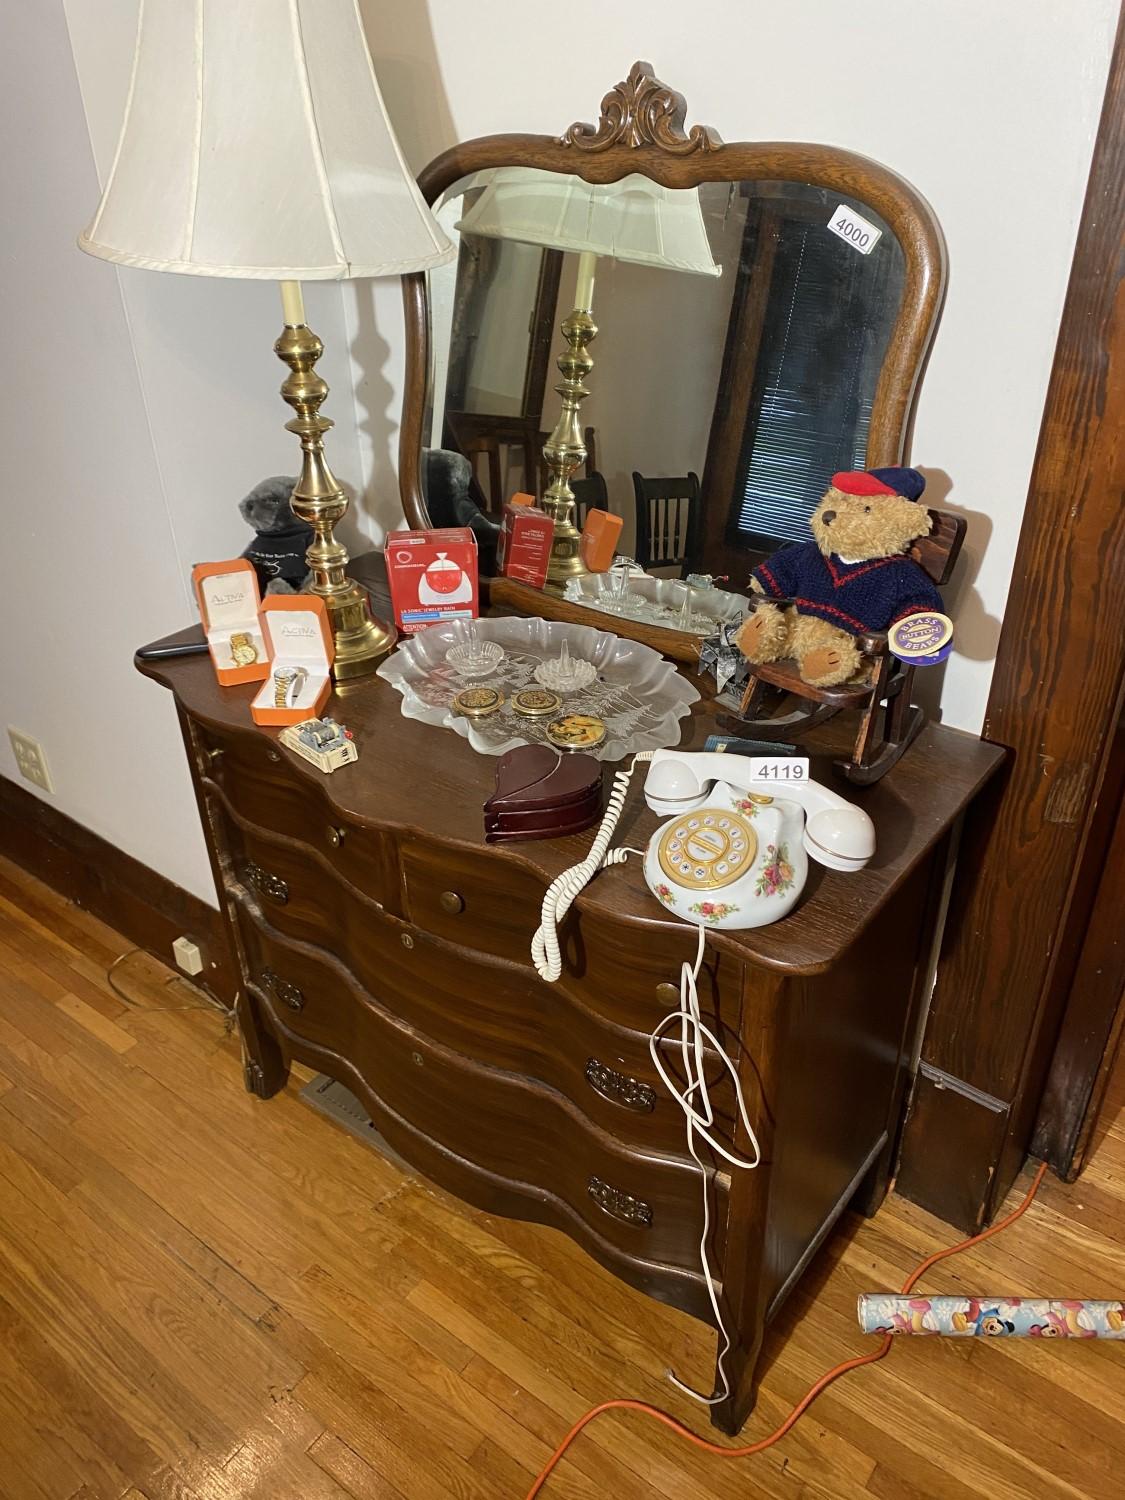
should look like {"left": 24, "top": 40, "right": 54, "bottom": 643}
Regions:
{"left": 377, "top": 616, "right": 699, "bottom": 762}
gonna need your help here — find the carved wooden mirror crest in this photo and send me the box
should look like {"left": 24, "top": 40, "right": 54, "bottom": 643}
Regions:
{"left": 562, "top": 60, "right": 722, "bottom": 155}
{"left": 399, "top": 62, "right": 946, "bottom": 662}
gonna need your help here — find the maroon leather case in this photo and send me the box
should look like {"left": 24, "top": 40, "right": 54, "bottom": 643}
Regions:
{"left": 484, "top": 745, "right": 603, "bottom": 842}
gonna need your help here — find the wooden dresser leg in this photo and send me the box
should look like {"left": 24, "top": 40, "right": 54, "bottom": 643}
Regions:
{"left": 237, "top": 989, "right": 288, "bottom": 1099}
{"left": 710, "top": 1328, "right": 764, "bottom": 1436}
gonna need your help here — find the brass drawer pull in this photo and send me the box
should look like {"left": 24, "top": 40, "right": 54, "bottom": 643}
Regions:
{"left": 587, "top": 1175, "right": 652, "bottom": 1228}
{"left": 261, "top": 967, "right": 304, "bottom": 1011}
{"left": 585, "top": 1059, "right": 656, "bottom": 1113}
{"left": 197, "top": 745, "right": 223, "bottom": 775}
{"left": 655, "top": 982, "right": 679, "bottom": 1005}
{"left": 440, "top": 890, "right": 465, "bottom": 914}
{"left": 327, "top": 826, "right": 346, "bottom": 848}
{"left": 244, "top": 861, "right": 289, "bottom": 905}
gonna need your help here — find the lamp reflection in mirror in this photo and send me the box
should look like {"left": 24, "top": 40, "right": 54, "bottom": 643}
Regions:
{"left": 457, "top": 169, "right": 720, "bottom": 587}
{"left": 78, "top": 0, "right": 455, "bottom": 677}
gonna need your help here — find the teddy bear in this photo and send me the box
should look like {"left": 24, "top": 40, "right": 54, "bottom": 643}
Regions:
{"left": 735, "top": 466, "right": 946, "bottom": 689}
{"left": 238, "top": 475, "right": 314, "bottom": 595}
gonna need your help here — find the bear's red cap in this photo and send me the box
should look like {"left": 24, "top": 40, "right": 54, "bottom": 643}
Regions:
{"left": 831, "top": 470, "right": 898, "bottom": 497}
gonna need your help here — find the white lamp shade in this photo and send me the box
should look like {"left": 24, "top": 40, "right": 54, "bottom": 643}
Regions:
{"left": 455, "top": 168, "right": 721, "bottom": 277}
{"left": 79, "top": 0, "right": 454, "bottom": 280}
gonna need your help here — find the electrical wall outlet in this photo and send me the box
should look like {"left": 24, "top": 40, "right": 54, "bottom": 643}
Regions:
{"left": 172, "top": 936, "right": 205, "bottom": 977}
{"left": 8, "top": 729, "right": 53, "bottom": 793}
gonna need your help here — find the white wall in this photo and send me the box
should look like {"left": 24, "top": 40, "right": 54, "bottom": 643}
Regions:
{"left": 0, "top": 1, "right": 1115, "bottom": 910}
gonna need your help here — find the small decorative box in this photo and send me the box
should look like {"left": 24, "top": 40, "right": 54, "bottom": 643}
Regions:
{"left": 250, "top": 595, "right": 335, "bottom": 726}
{"left": 278, "top": 717, "right": 357, "bottom": 774}
{"left": 483, "top": 744, "right": 603, "bottom": 843}
{"left": 192, "top": 559, "right": 269, "bottom": 686}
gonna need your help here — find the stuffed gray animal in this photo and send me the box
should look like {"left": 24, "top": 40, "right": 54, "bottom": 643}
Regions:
{"left": 239, "top": 475, "right": 313, "bottom": 595}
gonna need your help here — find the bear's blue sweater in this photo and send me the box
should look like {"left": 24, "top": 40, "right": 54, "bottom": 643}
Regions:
{"left": 752, "top": 542, "right": 943, "bottom": 636}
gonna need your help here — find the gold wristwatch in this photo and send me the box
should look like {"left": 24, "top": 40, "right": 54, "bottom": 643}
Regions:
{"left": 229, "top": 631, "right": 258, "bottom": 667}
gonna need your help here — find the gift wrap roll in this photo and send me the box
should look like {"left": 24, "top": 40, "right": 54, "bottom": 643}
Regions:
{"left": 858, "top": 1295, "right": 1125, "bottom": 1338}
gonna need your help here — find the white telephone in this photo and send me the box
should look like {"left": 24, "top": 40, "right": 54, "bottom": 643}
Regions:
{"left": 532, "top": 749, "right": 874, "bottom": 980}
{"left": 641, "top": 749, "right": 875, "bottom": 930}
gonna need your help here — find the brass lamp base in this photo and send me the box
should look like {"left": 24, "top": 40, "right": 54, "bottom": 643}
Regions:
{"left": 274, "top": 300, "right": 394, "bottom": 680}
{"left": 541, "top": 307, "right": 596, "bottom": 591}
{"left": 325, "top": 580, "right": 397, "bottom": 680}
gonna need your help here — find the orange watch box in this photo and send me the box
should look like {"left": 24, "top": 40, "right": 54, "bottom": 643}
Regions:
{"left": 250, "top": 595, "right": 335, "bottom": 726}
{"left": 191, "top": 558, "right": 270, "bottom": 687}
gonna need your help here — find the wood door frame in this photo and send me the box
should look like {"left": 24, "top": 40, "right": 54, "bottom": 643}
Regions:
{"left": 895, "top": 9, "right": 1125, "bottom": 1229}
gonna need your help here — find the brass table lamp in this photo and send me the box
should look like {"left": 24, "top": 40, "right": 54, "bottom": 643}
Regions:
{"left": 457, "top": 168, "right": 720, "bottom": 588}
{"left": 78, "top": 0, "right": 455, "bottom": 677}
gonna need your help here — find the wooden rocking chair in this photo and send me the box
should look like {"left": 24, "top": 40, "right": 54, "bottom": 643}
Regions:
{"left": 719, "top": 510, "right": 966, "bottom": 784}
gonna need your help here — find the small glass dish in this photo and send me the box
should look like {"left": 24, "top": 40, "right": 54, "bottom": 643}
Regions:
{"left": 445, "top": 620, "right": 504, "bottom": 677}
{"left": 533, "top": 639, "right": 598, "bottom": 693}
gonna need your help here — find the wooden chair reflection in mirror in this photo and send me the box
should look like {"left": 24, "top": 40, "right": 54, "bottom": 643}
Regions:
{"left": 723, "top": 508, "right": 966, "bottom": 783}
{"left": 633, "top": 470, "right": 701, "bottom": 576}
{"left": 445, "top": 410, "right": 598, "bottom": 512}
{"left": 570, "top": 470, "right": 609, "bottom": 529}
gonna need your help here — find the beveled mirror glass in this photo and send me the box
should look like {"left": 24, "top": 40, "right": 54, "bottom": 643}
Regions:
{"left": 399, "top": 63, "right": 944, "bottom": 660}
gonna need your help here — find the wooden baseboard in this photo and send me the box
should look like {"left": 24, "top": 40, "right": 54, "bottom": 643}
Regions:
{"left": 0, "top": 773, "right": 237, "bottom": 1004}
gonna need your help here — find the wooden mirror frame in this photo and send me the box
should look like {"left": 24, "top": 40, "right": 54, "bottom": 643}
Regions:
{"left": 398, "top": 61, "right": 947, "bottom": 643}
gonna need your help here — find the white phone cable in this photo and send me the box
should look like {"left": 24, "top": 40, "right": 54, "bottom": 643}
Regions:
{"left": 532, "top": 751, "right": 654, "bottom": 983}
{"left": 650, "top": 922, "right": 761, "bottom": 1406}
{"left": 530, "top": 753, "right": 762, "bottom": 1405}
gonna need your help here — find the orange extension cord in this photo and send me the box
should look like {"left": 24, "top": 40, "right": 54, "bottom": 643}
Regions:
{"left": 526, "top": 1161, "right": 1050, "bottom": 1498}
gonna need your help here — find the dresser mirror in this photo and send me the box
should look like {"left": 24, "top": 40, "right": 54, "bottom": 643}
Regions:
{"left": 399, "top": 63, "right": 945, "bottom": 659}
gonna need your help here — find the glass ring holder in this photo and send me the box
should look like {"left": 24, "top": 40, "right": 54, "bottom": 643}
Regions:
{"left": 445, "top": 619, "right": 505, "bottom": 677}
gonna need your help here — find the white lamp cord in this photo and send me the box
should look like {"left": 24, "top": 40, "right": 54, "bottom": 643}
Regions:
{"left": 530, "top": 751, "right": 762, "bottom": 1407}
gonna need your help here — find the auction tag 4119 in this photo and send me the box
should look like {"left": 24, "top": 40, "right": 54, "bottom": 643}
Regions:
{"left": 745, "top": 757, "right": 811, "bottom": 786}
{"left": 828, "top": 204, "right": 883, "bottom": 255}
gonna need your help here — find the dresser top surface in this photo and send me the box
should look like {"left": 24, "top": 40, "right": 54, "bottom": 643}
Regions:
{"left": 141, "top": 629, "right": 1003, "bottom": 975}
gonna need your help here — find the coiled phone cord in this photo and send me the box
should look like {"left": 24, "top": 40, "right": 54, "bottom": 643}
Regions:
{"left": 531, "top": 751, "right": 653, "bottom": 983}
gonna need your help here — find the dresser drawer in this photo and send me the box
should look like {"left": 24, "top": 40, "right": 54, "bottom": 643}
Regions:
{"left": 231, "top": 882, "right": 741, "bottom": 1159}
{"left": 401, "top": 837, "right": 545, "bottom": 964}
{"left": 193, "top": 720, "right": 402, "bottom": 915}
{"left": 401, "top": 835, "right": 745, "bottom": 1046}
{"left": 236, "top": 912, "right": 726, "bottom": 1284}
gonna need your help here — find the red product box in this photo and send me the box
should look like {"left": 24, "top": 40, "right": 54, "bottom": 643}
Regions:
{"left": 496, "top": 501, "right": 555, "bottom": 588}
{"left": 384, "top": 527, "right": 478, "bottom": 634}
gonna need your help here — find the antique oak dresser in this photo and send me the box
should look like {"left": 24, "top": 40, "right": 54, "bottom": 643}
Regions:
{"left": 139, "top": 633, "right": 1001, "bottom": 1434}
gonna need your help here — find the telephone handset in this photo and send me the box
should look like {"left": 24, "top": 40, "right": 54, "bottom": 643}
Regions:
{"left": 641, "top": 749, "right": 875, "bottom": 930}
{"left": 532, "top": 749, "right": 875, "bottom": 980}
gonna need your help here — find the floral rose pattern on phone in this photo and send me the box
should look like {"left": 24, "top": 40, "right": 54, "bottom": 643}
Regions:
{"left": 755, "top": 842, "right": 795, "bottom": 898}
{"left": 688, "top": 899, "right": 739, "bottom": 923}
{"left": 653, "top": 882, "right": 676, "bottom": 907}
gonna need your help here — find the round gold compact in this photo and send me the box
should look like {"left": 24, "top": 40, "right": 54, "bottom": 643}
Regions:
{"left": 511, "top": 688, "right": 563, "bottom": 719}
{"left": 452, "top": 685, "right": 504, "bottom": 720}
{"left": 546, "top": 713, "right": 606, "bottom": 751}
{"left": 656, "top": 807, "right": 758, "bottom": 891}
